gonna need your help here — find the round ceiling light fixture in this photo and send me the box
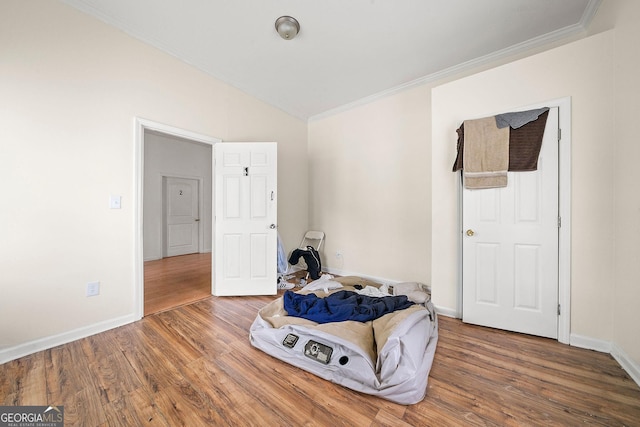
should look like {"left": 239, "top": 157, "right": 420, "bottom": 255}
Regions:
{"left": 275, "top": 16, "right": 300, "bottom": 40}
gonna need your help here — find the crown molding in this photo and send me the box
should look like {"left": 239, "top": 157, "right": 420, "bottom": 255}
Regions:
{"left": 309, "top": 16, "right": 595, "bottom": 122}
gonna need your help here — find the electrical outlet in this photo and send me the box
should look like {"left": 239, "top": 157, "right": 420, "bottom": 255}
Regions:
{"left": 86, "top": 281, "right": 100, "bottom": 297}
{"left": 335, "top": 250, "right": 343, "bottom": 259}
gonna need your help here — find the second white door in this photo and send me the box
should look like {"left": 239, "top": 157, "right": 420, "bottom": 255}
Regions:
{"left": 165, "top": 177, "right": 200, "bottom": 257}
{"left": 462, "top": 107, "right": 559, "bottom": 339}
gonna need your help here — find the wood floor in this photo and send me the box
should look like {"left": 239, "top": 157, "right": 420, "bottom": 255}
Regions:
{"left": 144, "top": 253, "right": 212, "bottom": 316}
{"left": 2, "top": 295, "right": 640, "bottom": 425}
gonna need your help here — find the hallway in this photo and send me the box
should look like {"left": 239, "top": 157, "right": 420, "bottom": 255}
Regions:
{"left": 144, "top": 253, "right": 211, "bottom": 316}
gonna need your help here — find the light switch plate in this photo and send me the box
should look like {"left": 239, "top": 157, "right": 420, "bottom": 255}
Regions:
{"left": 86, "top": 281, "right": 100, "bottom": 297}
{"left": 109, "top": 195, "right": 121, "bottom": 209}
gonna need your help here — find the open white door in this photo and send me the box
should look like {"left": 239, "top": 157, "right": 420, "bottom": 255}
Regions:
{"left": 213, "top": 142, "right": 277, "bottom": 296}
{"left": 462, "top": 108, "right": 559, "bottom": 338}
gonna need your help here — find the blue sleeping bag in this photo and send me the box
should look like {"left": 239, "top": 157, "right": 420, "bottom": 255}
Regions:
{"left": 283, "top": 290, "right": 414, "bottom": 324}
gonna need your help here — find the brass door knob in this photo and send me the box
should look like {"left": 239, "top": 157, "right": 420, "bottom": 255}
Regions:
{"left": 466, "top": 229, "right": 475, "bottom": 237}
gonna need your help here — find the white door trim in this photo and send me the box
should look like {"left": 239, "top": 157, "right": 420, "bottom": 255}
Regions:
{"left": 556, "top": 97, "right": 572, "bottom": 345}
{"left": 134, "top": 117, "right": 221, "bottom": 320}
{"left": 457, "top": 97, "right": 571, "bottom": 344}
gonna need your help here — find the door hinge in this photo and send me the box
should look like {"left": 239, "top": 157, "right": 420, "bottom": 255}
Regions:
{"left": 558, "top": 216, "right": 561, "bottom": 228}
{"left": 558, "top": 304, "right": 561, "bottom": 316}
{"left": 244, "top": 167, "right": 249, "bottom": 176}
{"left": 558, "top": 128, "right": 562, "bottom": 142}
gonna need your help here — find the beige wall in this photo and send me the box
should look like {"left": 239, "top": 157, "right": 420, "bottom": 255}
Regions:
{"left": 308, "top": 88, "right": 432, "bottom": 282}
{"left": 432, "top": 31, "right": 615, "bottom": 339}
{"left": 0, "top": 0, "right": 307, "bottom": 358}
{"left": 589, "top": 0, "right": 640, "bottom": 370}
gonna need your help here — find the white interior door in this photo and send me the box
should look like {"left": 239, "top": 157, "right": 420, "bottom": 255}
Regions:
{"left": 213, "top": 142, "right": 277, "bottom": 296}
{"left": 165, "top": 177, "right": 200, "bottom": 257}
{"left": 462, "top": 108, "right": 559, "bottom": 338}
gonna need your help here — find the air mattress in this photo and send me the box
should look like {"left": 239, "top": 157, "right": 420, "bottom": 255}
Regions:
{"left": 249, "top": 276, "right": 438, "bottom": 405}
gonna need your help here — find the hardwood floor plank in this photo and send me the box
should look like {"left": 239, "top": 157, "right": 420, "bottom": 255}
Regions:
{"left": 154, "top": 307, "right": 235, "bottom": 360}
{"left": 371, "top": 409, "right": 413, "bottom": 427}
{"left": 0, "top": 353, "right": 47, "bottom": 405}
{"left": 435, "top": 338, "right": 640, "bottom": 422}
{"left": 192, "top": 295, "right": 265, "bottom": 333}
{"left": 181, "top": 356, "right": 291, "bottom": 426}
{"left": 183, "top": 357, "right": 253, "bottom": 409}
{"left": 152, "top": 379, "right": 230, "bottom": 426}
{"left": 115, "top": 325, "right": 186, "bottom": 395}
{"left": 430, "top": 359, "right": 606, "bottom": 426}
{"left": 231, "top": 401, "right": 289, "bottom": 427}
{"left": 404, "top": 380, "right": 490, "bottom": 427}
{"left": 61, "top": 387, "right": 107, "bottom": 427}
{"left": 133, "top": 314, "right": 203, "bottom": 367}
{"left": 100, "top": 388, "right": 168, "bottom": 427}
{"left": 79, "top": 333, "right": 143, "bottom": 406}
{"left": 440, "top": 320, "right": 632, "bottom": 388}
{"left": 45, "top": 341, "right": 104, "bottom": 419}
{"left": 214, "top": 349, "right": 332, "bottom": 426}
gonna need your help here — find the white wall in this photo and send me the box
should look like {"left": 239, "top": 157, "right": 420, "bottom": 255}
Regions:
{"left": 0, "top": 0, "right": 308, "bottom": 360}
{"left": 610, "top": 0, "right": 640, "bottom": 380}
{"left": 308, "top": 88, "right": 432, "bottom": 282}
{"left": 143, "top": 132, "right": 213, "bottom": 261}
{"left": 588, "top": 0, "right": 640, "bottom": 378}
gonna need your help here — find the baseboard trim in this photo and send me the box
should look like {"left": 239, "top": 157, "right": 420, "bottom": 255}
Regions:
{"left": 322, "top": 267, "right": 398, "bottom": 285}
{"left": 0, "top": 314, "right": 137, "bottom": 364}
{"left": 323, "top": 267, "right": 429, "bottom": 287}
{"left": 433, "top": 306, "right": 459, "bottom": 318}
{"left": 611, "top": 343, "right": 640, "bottom": 388}
{"left": 570, "top": 333, "right": 612, "bottom": 353}
{"left": 570, "top": 333, "right": 640, "bottom": 389}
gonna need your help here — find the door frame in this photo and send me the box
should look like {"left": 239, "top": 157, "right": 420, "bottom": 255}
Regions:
{"left": 134, "top": 117, "right": 221, "bottom": 320}
{"left": 162, "top": 175, "right": 205, "bottom": 257}
{"left": 457, "top": 97, "right": 572, "bottom": 344}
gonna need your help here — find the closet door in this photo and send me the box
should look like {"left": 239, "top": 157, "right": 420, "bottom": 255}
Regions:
{"left": 462, "top": 108, "right": 559, "bottom": 338}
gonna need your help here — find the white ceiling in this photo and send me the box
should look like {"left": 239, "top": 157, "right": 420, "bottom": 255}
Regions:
{"left": 62, "top": 0, "right": 600, "bottom": 120}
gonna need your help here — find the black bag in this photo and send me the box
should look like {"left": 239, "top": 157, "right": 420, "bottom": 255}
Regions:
{"left": 288, "top": 246, "right": 322, "bottom": 280}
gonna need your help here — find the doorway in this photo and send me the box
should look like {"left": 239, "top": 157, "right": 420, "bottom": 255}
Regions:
{"left": 134, "top": 118, "right": 221, "bottom": 318}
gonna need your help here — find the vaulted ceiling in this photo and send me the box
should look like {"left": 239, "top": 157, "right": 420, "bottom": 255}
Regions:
{"left": 62, "top": 0, "right": 601, "bottom": 120}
